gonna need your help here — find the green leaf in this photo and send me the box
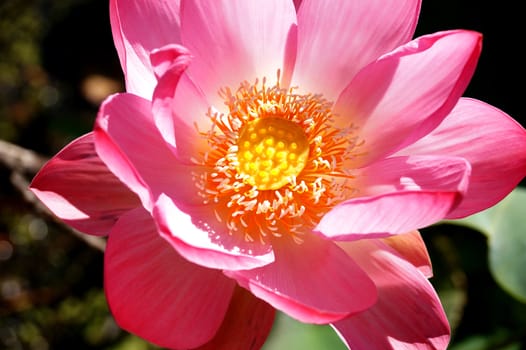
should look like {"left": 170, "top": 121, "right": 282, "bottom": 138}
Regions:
{"left": 262, "top": 312, "right": 347, "bottom": 350}
{"left": 449, "top": 187, "right": 526, "bottom": 302}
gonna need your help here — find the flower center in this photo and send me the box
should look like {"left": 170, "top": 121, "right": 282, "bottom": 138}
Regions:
{"left": 236, "top": 117, "right": 309, "bottom": 190}
{"left": 194, "top": 75, "right": 360, "bottom": 243}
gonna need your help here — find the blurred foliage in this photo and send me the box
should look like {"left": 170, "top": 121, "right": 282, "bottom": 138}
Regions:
{"left": 1, "top": 0, "right": 525, "bottom": 349}
{"left": 452, "top": 187, "right": 526, "bottom": 303}
{"left": 0, "top": 0, "right": 122, "bottom": 152}
{"left": 424, "top": 221, "right": 526, "bottom": 350}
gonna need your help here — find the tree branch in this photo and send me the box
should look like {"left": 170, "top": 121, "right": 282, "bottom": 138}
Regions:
{"left": 0, "top": 139, "right": 47, "bottom": 173}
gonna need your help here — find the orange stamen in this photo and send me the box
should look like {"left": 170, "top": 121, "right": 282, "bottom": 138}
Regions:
{"left": 194, "top": 74, "right": 360, "bottom": 244}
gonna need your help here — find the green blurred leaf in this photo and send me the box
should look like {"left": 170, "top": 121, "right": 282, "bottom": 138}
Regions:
{"left": 450, "top": 329, "right": 523, "bottom": 350}
{"left": 449, "top": 187, "right": 526, "bottom": 302}
{"left": 262, "top": 312, "right": 346, "bottom": 350}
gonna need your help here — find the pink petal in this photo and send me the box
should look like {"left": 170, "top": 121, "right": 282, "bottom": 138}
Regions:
{"left": 196, "top": 286, "right": 275, "bottom": 350}
{"left": 333, "top": 239, "right": 450, "bottom": 349}
{"left": 294, "top": 0, "right": 420, "bottom": 100}
{"left": 150, "top": 44, "right": 191, "bottom": 80}
{"left": 154, "top": 194, "right": 275, "bottom": 271}
{"left": 150, "top": 44, "right": 209, "bottom": 162}
{"left": 225, "top": 234, "right": 377, "bottom": 324}
{"left": 335, "top": 30, "right": 482, "bottom": 167}
{"left": 293, "top": 0, "right": 302, "bottom": 11}
{"left": 382, "top": 231, "right": 433, "bottom": 278}
{"left": 399, "top": 98, "right": 526, "bottom": 218}
{"left": 357, "top": 155, "right": 471, "bottom": 196}
{"left": 316, "top": 155, "right": 471, "bottom": 239}
{"left": 30, "top": 133, "right": 139, "bottom": 236}
{"left": 180, "top": 0, "right": 297, "bottom": 108}
{"left": 105, "top": 207, "right": 236, "bottom": 349}
{"left": 94, "top": 93, "right": 202, "bottom": 212}
{"left": 316, "top": 193, "right": 458, "bottom": 241}
{"left": 110, "top": 0, "right": 181, "bottom": 98}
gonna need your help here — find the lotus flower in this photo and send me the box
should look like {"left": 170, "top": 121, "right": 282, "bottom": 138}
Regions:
{"left": 30, "top": 0, "right": 526, "bottom": 349}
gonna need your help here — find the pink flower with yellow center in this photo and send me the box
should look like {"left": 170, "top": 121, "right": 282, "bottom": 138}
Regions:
{"left": 30, "top": 0, "right": 526, "bottom": 349}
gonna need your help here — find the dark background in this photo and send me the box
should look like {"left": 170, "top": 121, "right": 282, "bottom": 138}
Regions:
{"left": 1, "top": 1, "right": 524, "bottom": 349}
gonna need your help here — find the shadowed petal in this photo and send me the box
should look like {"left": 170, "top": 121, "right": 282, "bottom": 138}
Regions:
{"left": 399, "top": 98, "right": 526, "bottom": 218}
{"left": 105, "top": 207, "right": 236, "bottom": 349}
{"left": 225, "top": 234, "right": 377, "bottom": 324}
{"left": 293, "top": 0, "right": 302, "bottom": 11}
{"left": 333, "top": 239, "right": 450, "bottom": 349}
{"left": 30, "top": 133, "right": 139, "bottom": 236}
{"left": 382, "top": 231, "right": 433, "bottom": 278}
{"left": 196, "top": 286, "right": 275, "bottom": 350}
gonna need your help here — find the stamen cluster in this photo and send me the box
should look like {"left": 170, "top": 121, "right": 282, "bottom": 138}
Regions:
{"left": 195, "top": 77, "right": 359, "bottom": 244}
